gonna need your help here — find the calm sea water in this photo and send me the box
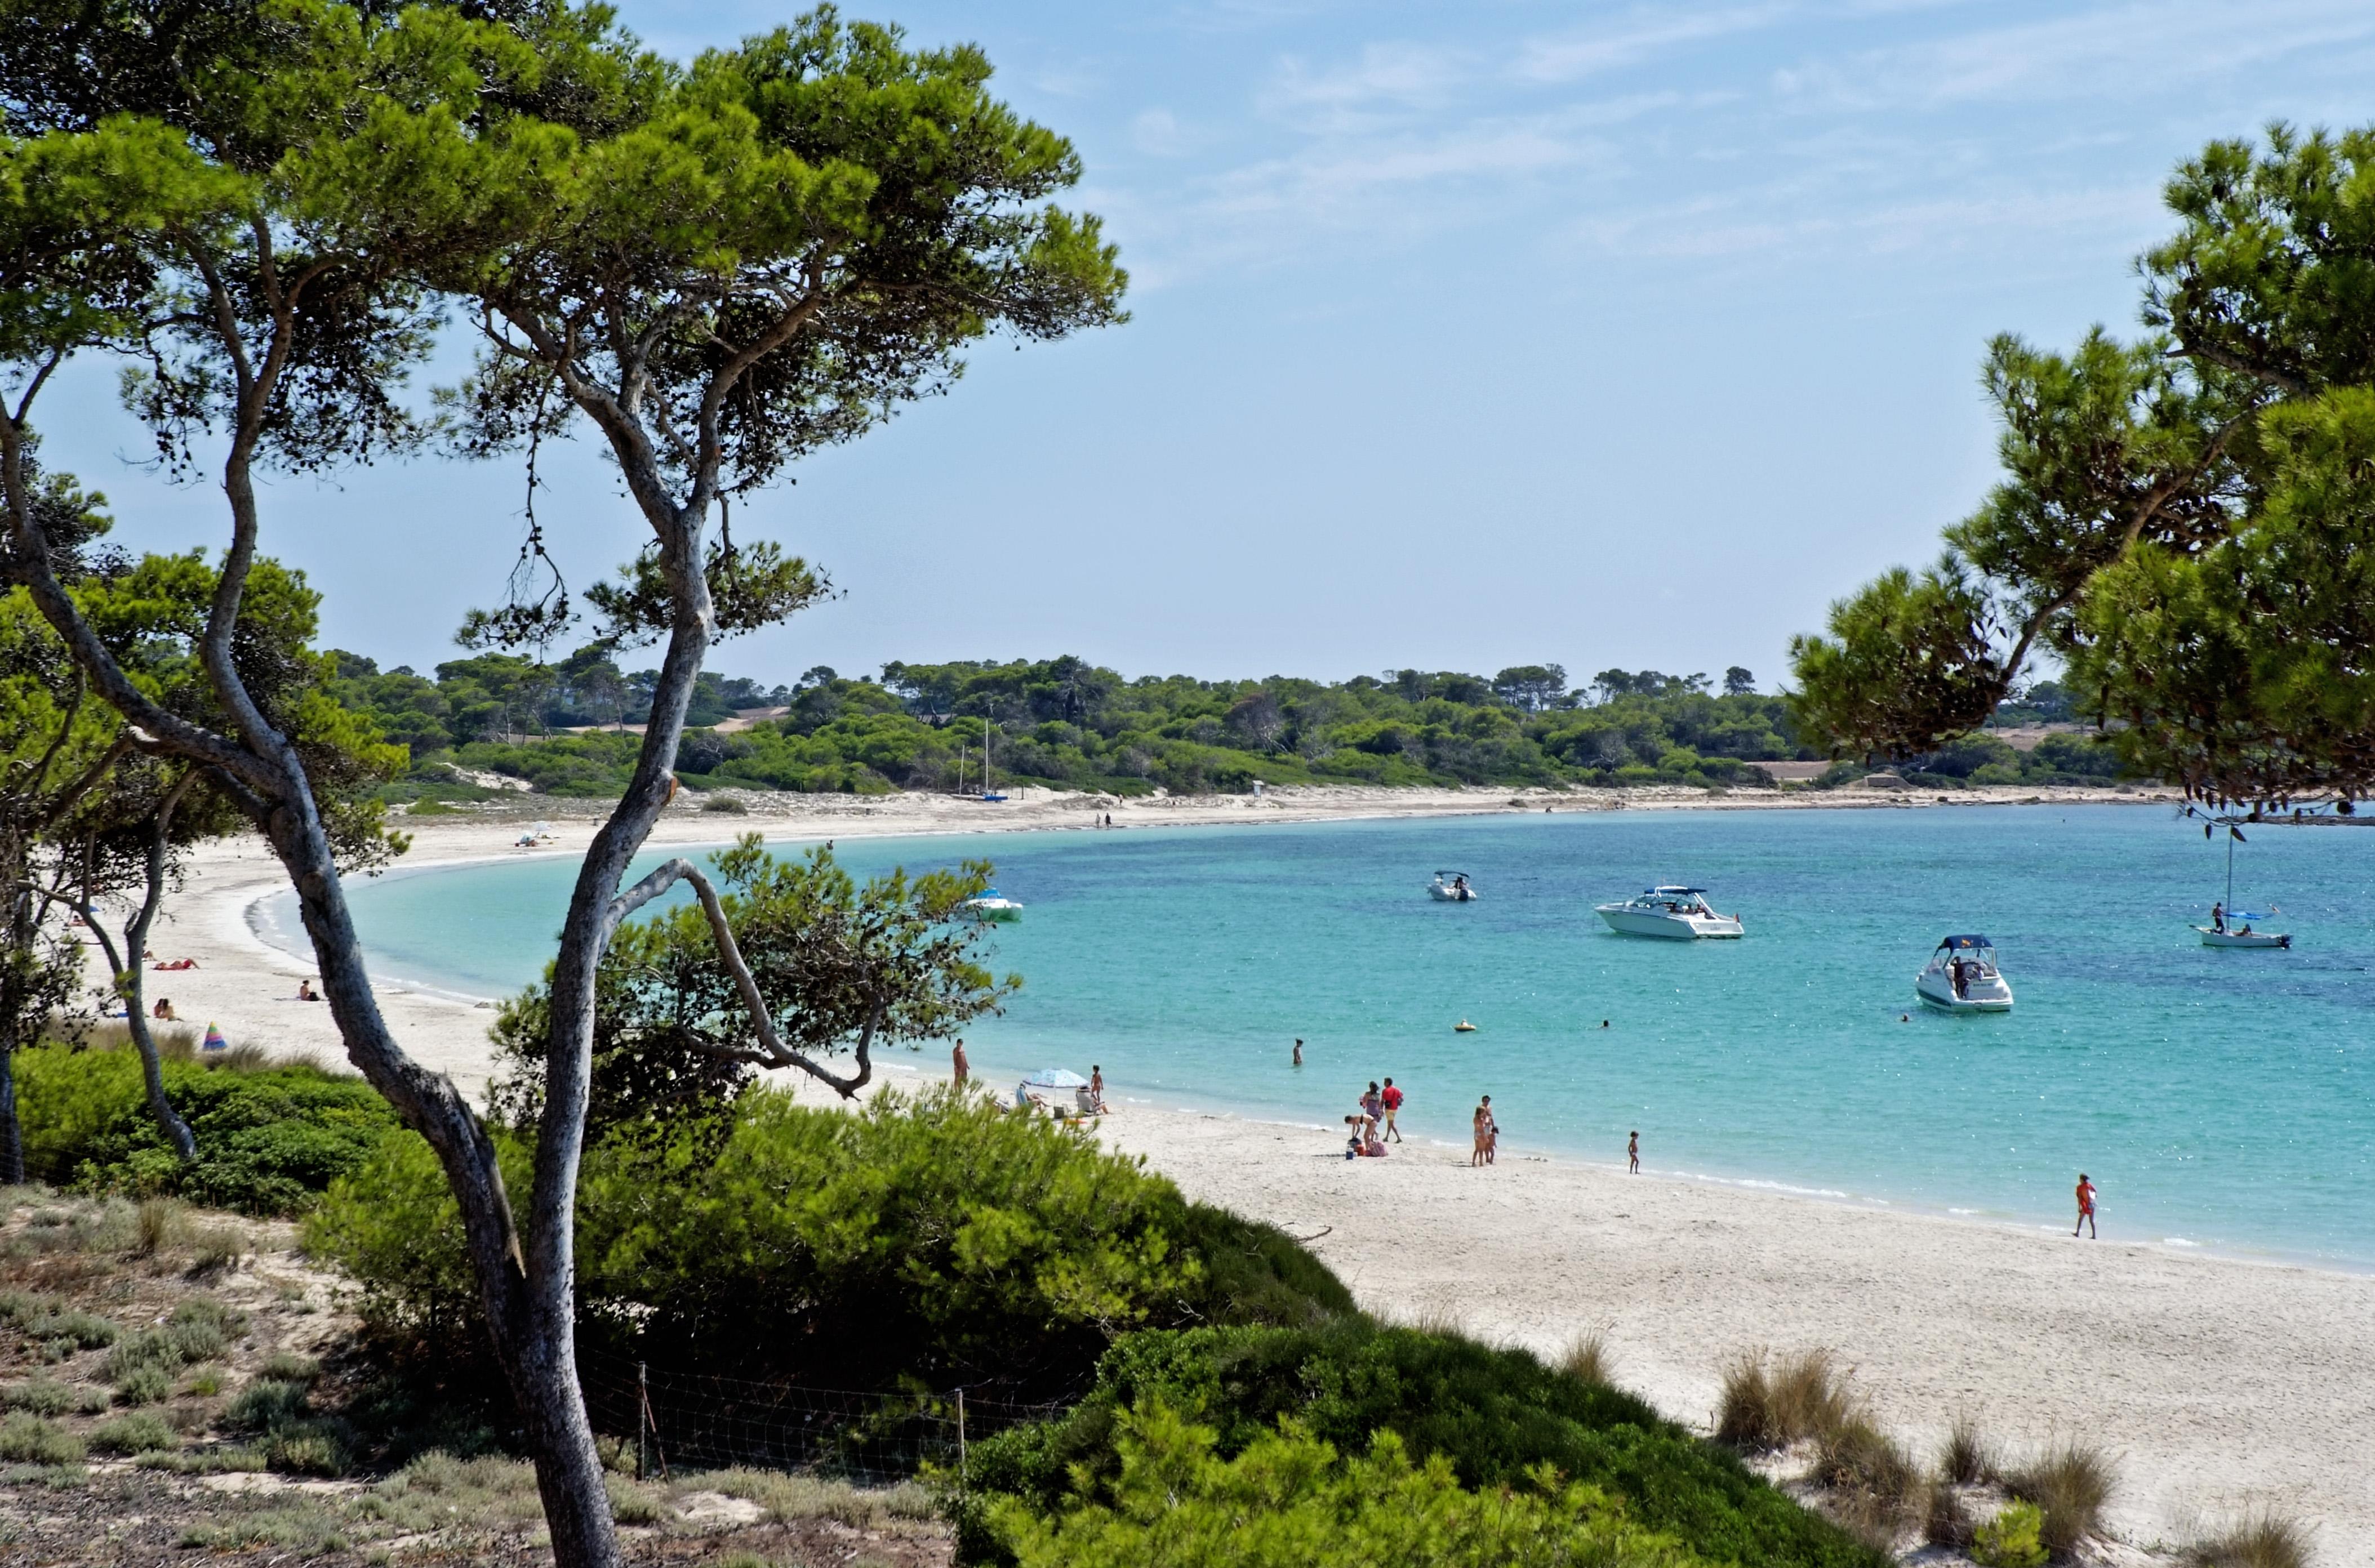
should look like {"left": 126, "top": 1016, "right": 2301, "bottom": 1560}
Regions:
{"left": 269, "top": 806, "right": 2375, "bottom": 1266}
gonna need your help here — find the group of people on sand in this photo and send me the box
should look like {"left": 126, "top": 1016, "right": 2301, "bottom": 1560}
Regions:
{"left": 1344, "top": 1077, "right": 1404, "bottom": 1157}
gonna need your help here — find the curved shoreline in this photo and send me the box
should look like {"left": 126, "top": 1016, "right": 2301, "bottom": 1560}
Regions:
{"left": 138, "top": 786, "right": 2375, "bottom": 1557}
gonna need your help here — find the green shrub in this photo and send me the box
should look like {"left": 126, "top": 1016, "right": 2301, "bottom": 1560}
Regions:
{"left": 966, "top": 1322, "right": 1885, "bottom": 1568}
{"left": 88, "top": 1411, "right": 179, "bottom": 1455}
{"left": 0, "top": 1413, "right": 84, "bottom": 1464}
{"left": 1973, "top": 1500, "right": 2049, "bottom": 1567}
{"left": 1, "top": 1379, "right": 74, "bottom": 1416}
{"left": 306, "top": 1085, "right": 1349, "bottom": 1411}
{"left": 15, "top": 1045, "right": 401, "bottom": 1215}
{"left": 112, "top": 1366, "right": 172, "bottom": 1406}
{"left": 104, "top": 1298, "right": 245, "bottom": 1400}
{"left": 987, "top": 1397, "right": 1718, "bottom": 1567}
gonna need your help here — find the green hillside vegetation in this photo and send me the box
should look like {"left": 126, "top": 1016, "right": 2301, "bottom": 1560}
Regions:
{"left": 328, "top": 650, "right": 2134, "bottom": 800}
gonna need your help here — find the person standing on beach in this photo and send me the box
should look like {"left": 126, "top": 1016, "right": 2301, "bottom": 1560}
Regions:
{"left": 1361, "top": 1081, "right": 1382, "bottom": 1128}
{"left": 1627, "top": 1130, "right": 1639, "bottom": 1173}
{"left": 1380, "top": 1078, "right": 1404, "bottom": 1142}
{"left": 2074, "top": 1173, "right": 2098, "bottom": 1238}
{"left": 1089, "top": 1064, "right": 1107, "bottom": 1112}
{"left": 952, "top": 1039, "right": 969, "bottom": 1085}
{"left": 1471, "top": 1097, "right": 1496, "bottom": 1167}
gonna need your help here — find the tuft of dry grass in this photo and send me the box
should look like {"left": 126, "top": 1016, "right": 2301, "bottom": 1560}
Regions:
{"left": 2186, "top": 1512, "right": 2311, "bottom": 1568}
{"left": 702, "top": 1468, "right": 938, "bottom": 1527}
{"left": 135, "top": 1199, "right": 188, "bottom": 1256}
{"left": 1925, "top": 1482, "right": 1975, "bottom": 1550}
{"left": 1715, "top": 1347, "right": 1857, "bottom": 1451}
{"left": 1813, "top": 1416, "right": 1926, "bottom": 1550}
{"left": 1942, "top": 1413, "right": 1995, "bottom": 1485}
{"left": 1559, "top": 1331, "right": 1615, "bottom": 1387}
{"left": 2004, "top": 1440, "right": 2115, "bottom": 1560}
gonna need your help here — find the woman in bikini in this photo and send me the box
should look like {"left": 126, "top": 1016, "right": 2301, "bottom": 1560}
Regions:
{"left": 1471, "top": 1096, "right": 1496, "bottom": 1167}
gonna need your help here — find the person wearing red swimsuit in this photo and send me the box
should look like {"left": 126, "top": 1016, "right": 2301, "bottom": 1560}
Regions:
{"left": 2073, "top": 1173, "right": 2097, "bottom": 1239}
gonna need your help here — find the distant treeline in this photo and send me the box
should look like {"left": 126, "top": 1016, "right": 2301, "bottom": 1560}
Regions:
{"left": 325, "top": 649, "right": 2126, "bottom": 800}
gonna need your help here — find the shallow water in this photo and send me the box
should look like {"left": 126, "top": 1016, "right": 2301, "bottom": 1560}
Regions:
{"left": 279, "top": 805, "right": 2375, "bottom": 1266}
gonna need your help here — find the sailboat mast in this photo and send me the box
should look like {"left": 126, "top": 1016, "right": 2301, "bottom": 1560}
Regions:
{"left": 2227, "top": 826, "right": 2236, "bottom": 911}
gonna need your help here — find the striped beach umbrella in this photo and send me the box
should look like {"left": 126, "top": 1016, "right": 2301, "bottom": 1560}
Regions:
{"left": 202, "top": 1023, "right": 227, "bottom": 1053}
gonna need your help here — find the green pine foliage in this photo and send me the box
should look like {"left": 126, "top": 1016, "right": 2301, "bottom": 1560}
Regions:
{"left": 15, "top": 1044, "right": 401, "bottom": 1215}
{"left": 964, "top": 1322, "right": 1887, "bottom": 1568}
{"left": 304, "top": 1085, "right": 1352, "bottom": 1407}
{"left": 985, "top": 1398, "right": 1718, "bottom": 1568}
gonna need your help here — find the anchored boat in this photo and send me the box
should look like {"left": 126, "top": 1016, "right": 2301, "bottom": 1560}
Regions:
{"left": 1915, "top": 935, "right": 2013, "bottom": 1013}
{"left": 962, "top": 888, "right": 1024, "bottom": 922}
{"left": 1594, "top": 887, "right": 1744, "bottom": 939}
{"left": 2188, "top": 810, "right": 2291, "bottom": 948}
{"left": 1428, "top": 870, "right": 1479, "bottom": 902}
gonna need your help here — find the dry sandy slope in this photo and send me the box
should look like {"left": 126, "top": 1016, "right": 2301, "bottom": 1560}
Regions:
{"left": 126, "top": 781, "right": 2375, "bottom": 1561}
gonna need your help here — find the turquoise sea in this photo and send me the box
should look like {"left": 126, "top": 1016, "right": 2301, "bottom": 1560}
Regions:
{"left": 269, "top": 805, "right": 2375, "bottom": 1267}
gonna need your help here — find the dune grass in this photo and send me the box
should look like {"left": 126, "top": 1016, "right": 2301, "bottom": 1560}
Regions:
{"left": 2186, "top": 1512, "right": 2311, "bottom": 1568}
{"left": 1559, "top": 1330, "right": 1616, "bottom": 1387}
{"left": 1714, "top": 1348, "right": 1858, "bottom": 1452}
{"left": 2003, "top": 1441, "right": 2114, "bottom": 1560}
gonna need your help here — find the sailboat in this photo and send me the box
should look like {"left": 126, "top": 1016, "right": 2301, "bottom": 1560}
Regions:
{"left": 979, "top": 723, "right": 1007, "bottom": 803}
{"left": 2186, "top": 809, "right": 2291, "bottom": 948}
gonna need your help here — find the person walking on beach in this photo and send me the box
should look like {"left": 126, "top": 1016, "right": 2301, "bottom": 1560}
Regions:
{"left": 1627, "top": 1130, "right": 1639, "bottom": 1173}
{"left": 952, "top": 1039, "right": 969, "bottom": 1085}
{"left": 1361, "top": 1081, "right": 1382, "bottom": 1128}
{"left": 2074, "top": 1173, "right": 2098, "bottom": 1239}
{"left": 1089, "top": 1064, "right": 1108, "bottom": 1113}
{"left": 1380, "top": 1077, "right": 1404, "bottom": 1142}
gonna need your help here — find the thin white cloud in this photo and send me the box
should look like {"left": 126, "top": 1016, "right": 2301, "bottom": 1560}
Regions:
{"left": 1774, "top": 0, "right": 2375, "bottom": 110}
{"left": 1132, "top": 108, "right": 1198, "bottom": 158}
{"left": 1264, "top": 42, "right": 1471, "bottom": 134}
{"left": 1519, "top": 5, "right": 1796, "bottom": 83}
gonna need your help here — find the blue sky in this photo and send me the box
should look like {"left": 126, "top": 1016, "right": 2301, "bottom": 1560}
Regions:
{"left": 42, "top": 0, "right": 2375, "bottom": 689}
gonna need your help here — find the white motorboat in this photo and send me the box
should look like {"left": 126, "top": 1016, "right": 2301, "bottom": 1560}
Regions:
{"left": 962, "top": 888, "right": 1024, "bottom": 922}
{"left": 1594, "top": 887, "right": 1744, "bottom": 939}
{"left": 1428, "top": 870, "right": 1479, "bottom": 903}
{"left": 1915, "top": 935, "right": 2013, "bottom": 1013}
{"left": 2188, "top": 810, "right": 2291, "bottom": 948}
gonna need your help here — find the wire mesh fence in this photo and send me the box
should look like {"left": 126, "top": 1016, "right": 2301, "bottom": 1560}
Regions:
{"left": 576, "top": 1345, "right": 1070, "bottom": 1485}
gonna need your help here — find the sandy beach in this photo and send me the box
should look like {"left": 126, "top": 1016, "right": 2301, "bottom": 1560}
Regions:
{"left": 109, "top": 781, "right": 2374, "bottom": 1562}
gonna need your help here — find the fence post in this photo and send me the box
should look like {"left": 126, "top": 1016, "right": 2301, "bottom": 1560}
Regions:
{"left": 636, "top": 1361, "right": 648, "bottom": 1482}
{"left": 956, "top": 1387, "right": 967, "bottom": 1493}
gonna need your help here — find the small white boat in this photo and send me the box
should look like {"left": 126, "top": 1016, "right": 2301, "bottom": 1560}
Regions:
{"left": 963, "top": 888, "right": 1024, "bottom": 922}
{"left": 1915, "top": 935, "right": 2013, "bottom": 1013}
{"left": 1595, "top": 887, "right": 1744, "bottom": 939}
{"left": 2196, "top": 923, "right": 2290, "bottom": 949}
{"left": 2189, "top": 811, "right": 2290, "bottom": 948}
{"left": 1428, "top": 870, "right": 1479, "bottom": 903}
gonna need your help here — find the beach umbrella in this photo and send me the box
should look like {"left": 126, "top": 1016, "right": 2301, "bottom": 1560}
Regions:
{"left": 202, "top": 1023, "right": 227, "bottom": 1053}
{"left": 1021, "top": 1067, "right": 1088, "bottom": 1089}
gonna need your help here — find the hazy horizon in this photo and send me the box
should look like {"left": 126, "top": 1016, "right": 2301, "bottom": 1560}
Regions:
{"left": 33, "top": 0, "right": 2375, "bottom": 689}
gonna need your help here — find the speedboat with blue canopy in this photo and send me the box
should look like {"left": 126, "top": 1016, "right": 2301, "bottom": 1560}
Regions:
{"left": 962, "top": 888, "right": 1023, "bottom": 922}
{"left": 1916, "top": 935, "right": 2013, "bottom": 1013}
{"left": 1595, "top": 887, "right": 1744, "bottom": 939}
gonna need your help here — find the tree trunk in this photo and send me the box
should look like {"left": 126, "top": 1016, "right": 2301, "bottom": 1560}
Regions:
{"left": 0, "top": 1048, "right": 21, "bottom": 1186}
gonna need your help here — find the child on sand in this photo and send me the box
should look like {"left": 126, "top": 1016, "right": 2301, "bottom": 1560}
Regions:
{"left": 1627, "top": 1130, "right": 1639, "bottom": 1174}
{"left": 2074, "top": 1173, "right": 2098, "bottom": 1239}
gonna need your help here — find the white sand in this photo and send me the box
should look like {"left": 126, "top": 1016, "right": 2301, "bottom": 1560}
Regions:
{"left": 109, "top": 781, "right": 2372, "bottom": 1561}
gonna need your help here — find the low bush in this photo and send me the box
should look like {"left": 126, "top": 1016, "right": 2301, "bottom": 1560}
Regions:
{"left": 986, "top": 1397, "right": 1719, "bottom": 1568}
{"left": 105, "top": 1298, "right": 248, "bottom": 1400}
{"left": 1973, "top": 1500, "right": 2050, "bottom": 1567}
{"left": 1925, "top": 1484, "right": 1975, "bottom": 1551}
{"left": 88, "top": 1411, "right": 179, "bottom": 1455}
{"left": 2186, "top": 1513, "right": 2310, "bottom": 1568}
{"left": 16, "top": 1044, "right": 401, "bottom": 1215}
{"left": 965, "top": 1322, "right": 1886, "bottom": 1568}
{"left": 0, "top": 1412, "right": 84, "bottom": 1465}
{"left": 1, "top": 1378, "right": 75, "bottom": 1417}
{"left": 2004, "top": 1442, "right": 2114, "bottom": 1560}
{"left": 306, "top": 1085, "right": 1351, "bottom": 1414}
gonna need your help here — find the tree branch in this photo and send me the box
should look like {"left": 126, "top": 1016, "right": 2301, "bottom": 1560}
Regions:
{"left": 608, "top": 857, "right": 884, "bottom": 1098}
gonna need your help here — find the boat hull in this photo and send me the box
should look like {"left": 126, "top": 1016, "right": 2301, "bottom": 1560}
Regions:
{"left": 1914, "top": 972, "right": 2012, "bottom": 1012}
{"left": 2196, "top": 926, "right": 2290, "bottom": 948}
{"left": 1429, "top": 887, "right": 1478, "bottom": 902}
{"left": 1595, "top": 907, "right": 1744, "bottom": 939}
